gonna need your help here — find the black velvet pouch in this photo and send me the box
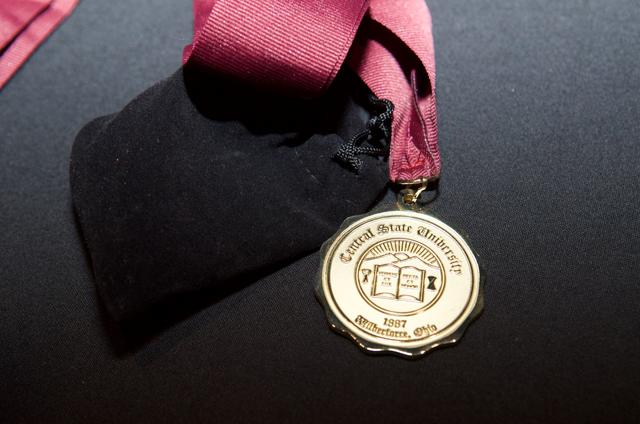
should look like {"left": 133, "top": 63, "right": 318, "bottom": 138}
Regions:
{"left": 70, "top": 66, "right": 388, "bottom": 323}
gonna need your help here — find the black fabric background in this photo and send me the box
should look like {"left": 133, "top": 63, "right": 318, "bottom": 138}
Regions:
{"left": 1, "top": 0, "right": 639, "bottom": 422}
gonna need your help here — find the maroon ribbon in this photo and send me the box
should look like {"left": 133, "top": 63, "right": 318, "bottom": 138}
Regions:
{"left": 0, "top": 0, "right": 78, "bottom": 90}
{"left": 184, "top": 0, "right": 440, "bottom": 182}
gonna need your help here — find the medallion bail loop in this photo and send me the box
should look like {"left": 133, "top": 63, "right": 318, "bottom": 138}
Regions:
{"left": 401, "top": 185, "right": 427, "bottom": 205}
{"left": 396, "top": 177, "right": 435, "bottom": 206}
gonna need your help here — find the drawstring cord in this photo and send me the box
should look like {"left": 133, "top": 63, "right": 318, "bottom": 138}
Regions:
{"left": 334, "top": 95, "right": 394, "bottom": 172}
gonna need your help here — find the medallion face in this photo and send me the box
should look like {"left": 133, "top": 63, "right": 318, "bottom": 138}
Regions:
{"left": 317, "top": 210, "right": 483, "bottom": 357}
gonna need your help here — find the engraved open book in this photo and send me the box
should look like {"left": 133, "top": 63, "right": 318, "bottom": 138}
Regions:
{"left": 362, "top": 254, "right": 438, "bottom": 303}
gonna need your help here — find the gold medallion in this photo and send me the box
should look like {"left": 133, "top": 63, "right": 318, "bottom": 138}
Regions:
{"left": 316, "top": 209, "right": 483, "bottom": 357}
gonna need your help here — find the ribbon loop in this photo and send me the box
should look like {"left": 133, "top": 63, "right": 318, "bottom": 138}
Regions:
{"left": 184, "top": 0, "right": 370, "bottom": 98}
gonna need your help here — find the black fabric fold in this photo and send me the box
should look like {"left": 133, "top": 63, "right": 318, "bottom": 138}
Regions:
{"left": 70, "top": 66, "right": 389, "bottom": 323}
